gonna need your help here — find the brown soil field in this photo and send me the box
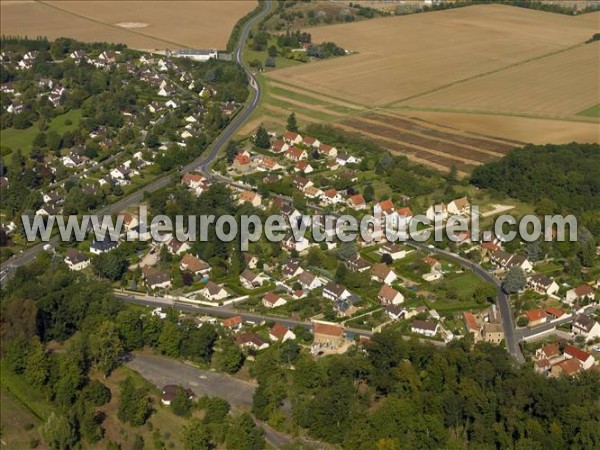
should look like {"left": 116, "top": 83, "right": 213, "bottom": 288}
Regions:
{"left": 398, "top": 110, "right": 600, "bottom": 144}
{"left": 405, "top": 42, "right": 600, "bottom": 117}
{"left": 0, "top": 0, "right": 257, "bottom": 50}
{"left": 266, "top": 4, "right": 599, "bottom": 107}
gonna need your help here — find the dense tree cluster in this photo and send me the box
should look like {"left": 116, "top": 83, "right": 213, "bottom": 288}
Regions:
{"left": 251, "top": 330, "right": 600, "bottom": 448}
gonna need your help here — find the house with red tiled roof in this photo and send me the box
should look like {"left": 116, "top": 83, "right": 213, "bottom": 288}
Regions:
{"left": 447, "top": 197, "right": 470, "bottom": 215}
{"left": 347, "top": 194, "right": 366, "bottom": 210}
{"left": 565, "top": 284, "right": 595, "bottom": 305}
{"left": 269, "top": 323, "right": 296, "bottom": 342}
{"left": 286, "top": 146, "right": 308, "bottom": 162}
{"left": 294, "top": 161, "right": 314, "bottom": 173}
{"left": 525, "top": 309, "right": 547, "bottom": 327}
{"left": 235, "top": 332, "right": 269, "bottom": 350}
{"left": 318, "top": 143, "right": 337, "bottom": 158}
{"left": 564, "top": 345, "right": 595, "bottom": 370}
{"left": 238, "top": 190, "right": 262, "bottom": 207}
{"left": 550, "top": 358, "right": 583, "bottom": 378}
{"left": 222, "top": 315, "right": 243, "bottom": 330}
{"left": 378, "top": 285, "right": 404, "bottom": 306}
{"left": 270, "top": 140, "right": 289, "bottom": 154}
{"left": 535, "top": 343, "right": 563, "bottom": 363}
{"left": 303, "top": 136, "right": 321, "bottom": 148}
{"left": 313, "top": 322, "right": 344, "bottom": 347}
{"left": 463, "top": 312, "right": 482, "bottom": 341}
{"left": 180, "top": 254, "right": 211, "bottom": 276}
{"left": 262, "top": 292, "right": 287, "bottom": 309}
{"left": 371, "top": 263, "right": 398, "bottom": 285}
{"left": 545, "top": 307, "right": 564, "bottom": 320}
{"left": 321, "top": 188, "right": 342, "bottom": 205}
{"left": 283, "top": 131, "right": 303, "bottom": 145}
{"left": 258, "top": 156, "right": 282, "bottom": 171}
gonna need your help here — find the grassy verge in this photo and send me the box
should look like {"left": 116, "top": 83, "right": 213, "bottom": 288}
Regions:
{"left": 0, "top": 362, "right": 56, "bottom": 421}
{"left": 576, "top": 103, "right": 600, "bottom": 118}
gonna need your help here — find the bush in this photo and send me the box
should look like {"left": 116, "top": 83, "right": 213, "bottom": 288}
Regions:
{"left": 23, "top": 422, "right": 35, "bottom": 430}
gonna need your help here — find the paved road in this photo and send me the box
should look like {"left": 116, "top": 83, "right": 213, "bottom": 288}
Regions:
{"left": 126, "top": 352, "right": 298, "bottom": 449}
{"left": 0, "top": 0, "right": 272, "bottom": 282}
{"left": 406, "top": 241, "right": 526, "bottom": 364}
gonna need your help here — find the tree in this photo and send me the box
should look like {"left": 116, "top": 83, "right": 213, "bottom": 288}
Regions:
{"left": 502, "top": 266, "right": 526, "bottom": 294}
{"left": 381, "top": 253, "right": 393, "bottom": 265}
{"left": 216, "top": 340, "right": 244, "bottom": 374}
{"left": 82, "top": 380, "right": 111, "bottom": 406}
{"left": 225, "top": 413, "right": 265, "bottom": 450}
{"left": 363, "top": 184, "right": 375, "bottom": 202}
{"left": 90, "top": 321, "right": 123, "bottom": 377}
{"left": 287, "top": 112, "right": 298, "bottom": 132}
{"left": 158, "top": 321, "right": 182, "bottom": 357}
{"left": 335, "top": 262, "right": 348, "bottom": 283}
{"left": 183, "top": 419, "right": 211, "bottom": 450}
{"left": 39, "top": 413, "right": 77, "bottom": 450}
{"left": 254, "top": 124, "right": 270, "bottom": 149}
{"left": 92, "top": 252, "right": 127, "bottom": 281}
{"left": 268, "top": 45, "right": 278, "bottom": 57}
{"left": 337, "top": 242, "right": 358, "bottom": 261}
{"left": 265, "top": 56, "right": 276, "bottom": 68}
{"left": 25, "top": 336, "right": 49, "bottom": 388}
{"left": 117, "top": 376, "right": 151, "bottom": 426}
{"left": 171, "top": 387, "right": 193, "bottom": 417}
{"left": 226, "top": 140, "right": 238, "bottom": 163}
{"left": 204, "top": 397, "right": 230, "bottom": 424}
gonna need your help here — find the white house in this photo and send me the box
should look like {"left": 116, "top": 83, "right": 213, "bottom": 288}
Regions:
{"left": 378, "top": 285, "right": 404, "bottom": 306}
{"left": 564, "top": 345, "right": 595, "bottom": 371}
{"left": 371, "top": 263, "right": 398, "bottom": 285}
{"left": 572, "top": 314, "right": 600, "bottom": 342}
{"left": 262, "top": 292, "right": 287, "bottom": 309}
{"left": 201, "top": 281, "right": 229, "bottom": 302}
{"left": 240, "top": 269, "right": 264, "bottom": 289}
{"left": 565, "top": 284, "right": 595, "bottom": 305}
{"left": 269, "top": 323, "right": 296, "bottom": 342}
{"left": 411, "top": 320, "right": 439, "bottom": 337}
{"left": 64, "top": 248, "right": 90, "bottom": 271}
{"left": 447, "top": 197, "right": 471, "bottom": 215}
{"left": 527, "top": 273, "right": 560, "bottom": 296}
{"left": 323, "top": 281, "right": 351, "bottom": 301}
{"left": 379, "top": 242, "right": 409, "bottom": 261}
{"left": 298, "top": 272, "right": 322, "bottom": 290}
{"left": 283, "top": 131, "right": 303, "bottom": 145}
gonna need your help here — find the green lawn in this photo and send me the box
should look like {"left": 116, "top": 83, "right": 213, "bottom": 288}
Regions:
{"left": 576, "top": 103, "right": 600, "bottom": 118}
{"left": 0, "top": 109, "right": 83, "bottom": 162}
{"left": 1, "top": 362, "right": 56, "bottom": 421}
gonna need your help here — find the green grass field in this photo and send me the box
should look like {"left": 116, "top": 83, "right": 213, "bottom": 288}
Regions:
{"left": 576, "top": 103, "right": 600, "bottom": 118}
{"left": 0, "top": 109, "right": 82, "bottom": 162}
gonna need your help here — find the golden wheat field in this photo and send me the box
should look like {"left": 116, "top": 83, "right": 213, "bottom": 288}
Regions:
{"left": 266, "top": 4, "right": 600, "bottom": 111}
{"left": 0, "top": 0, "right": 257, "bottom": 50}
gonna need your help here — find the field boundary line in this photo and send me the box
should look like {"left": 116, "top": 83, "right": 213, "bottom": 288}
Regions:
{"left": 36, "top": 0, "right": 192, "bottom": 49}
{"left": 265, "top": 78, "right": 366, "bottom": 109}
{"left": 334, "top": 122, "right": 476, "bottom": 172}
{"left": 387, "top": 42, "right": 588, "bottom": 107}
{"left": 263, "top": 105, "right": 321, "bottom": 125}
{"left": 268, "top": 94, "right": 346, "bottom": 117}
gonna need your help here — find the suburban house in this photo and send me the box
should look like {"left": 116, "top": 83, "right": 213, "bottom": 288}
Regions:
{"left": 262, "top": 292, "right": 287, "bottom": 308}
{"left": 379, "top": 242, "right": 409, "bottom": 260}
{"left": 90, "top": 236, "right": 119, "bottom": 254}
{"left": 378, "top": 285, "right": 404, "bottom": 305}
{"left": 293, "top": 176, "right": 313, "bottom": 191}
{"left": 238, "top": 190, "right": 262, "bottom": 207}
{"left": 303, "top": 136, "right": 321, "bottom": 148}
{"left": 347, "top": 194, "right": 366, "bottom": 210}
{"left": 395, "top": 207, "right": 414, "bottom": 230}
{"left": 482, "top": 323, "right": 504, "bottom": 344}
{"left": 142, "top": 266, "right": 172, "bottom": 290}
{"left": 282, "top": 233, "right": 310, "bottom": 253}
{"left": 201, "top": 281, "right": 229, "bottom": 302}
{"left": 244, "top": 253, "right": 259, "bottom": 270}
{"left": 334, "top": 298, "right": 358, "bottom": 318}
{"left": 426, "top": 203, "right": 448, "bottom": 222}
{"left": 283, "top": 131, "right": 303, "bottom": 145}
{"left": 166, "top": 237, "right": 192, "bottom": 255}
{"left": 322, "top": 188, "right": 343, "bottom": 205}
{"left": 385, "top": 305, "right": 406, "bottom": 321}
{"left": 411, "top": 320, "right": 439, "bottom": 337}
{"left": 550, "top": 358, "right": 582, "bottom": 378}
{"left": 565, "top": 284, "right": 595, "bottom": 305}
{"left": 235, "top": 332, "right": 269, "bottom": 351}
{"left": 564, "top": 345, "right": 595, "bottom": 370}
{"left": 222, "top": 315, "right": 243, "bottom": 331}
{"left": 180, "top": 254, "right": 211, "bottom": 277}
{"left": 447, "top": 197, "right": 471, "bottom": 215}
{"left": 525, "top": 309, "right": 547, "bottom": 327}
{"left": 371, "top": 263, "right": 398, "bottom": 285}
{"left": 336, "top": 152, "right": 358, "bottom": 166}
{"left": 536, "top": 343, "right": 563, "bottom": 363}
{"left": 64, "top": 248, "right": 90, "bottom": 271}
{"left": 346, "top": 255, "right": 372, "bottom": 273}
{"left": 282, "top": 260, "right": 304, "bottom": 279}
{"left": 271, "top": 140, "right": 289, "bottom": 153}
{"left": 323, "top": 281, "right": 351, "bottom": 302}
{"left": 572, "top": 314, "right": 600, "bottom": 341}
{"left": 490, "top": 250, "right": 533, "bottom": 272}
{"left": 239, "top": 269, "right": 264, "bottom": 289}
{"left": 285, "top": 146, "right": 308, "bottom": 162}
{"left": 527, "top": 273, "right": 560, "bottom": 296}
{"left": 318, "top": 143, "right": 337, "bottom": 158}
{"left": 161, "top": 385, "right": 194, "bottom": 406}
{"left": 258, "top": 156, "right": 282, "bottom": 171}
{"left": 298, "top": 271, "right": 322, "bottom": 290}
{"left": 269, "top": 323, "right": 296, "bottom": 342}
{"left": 294, "top": 161, "right": 314, "bottom": 173}
{"left": 313, "top": 322, "right": 344, "bottom": 347}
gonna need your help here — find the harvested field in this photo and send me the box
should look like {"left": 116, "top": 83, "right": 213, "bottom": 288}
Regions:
{"left": 0, "top": 0, "right": 257, "bottom": 50}
{"left": 398, "top": 111, "right": 600, "bottom": 145}
{"left": 405, "top": 42, "right": 600, "bottom": 117}
{"left": 267, "top": 4, "right": 599, "bottom": 107}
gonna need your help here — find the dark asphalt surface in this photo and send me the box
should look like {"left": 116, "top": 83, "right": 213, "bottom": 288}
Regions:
{"left": 126, "top": 352, "right": 299, "bottom": 449}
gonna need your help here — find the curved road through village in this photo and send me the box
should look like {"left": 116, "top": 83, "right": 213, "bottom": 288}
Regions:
{"left": 0, "top": 0, "right": 271, "bottom": 279}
